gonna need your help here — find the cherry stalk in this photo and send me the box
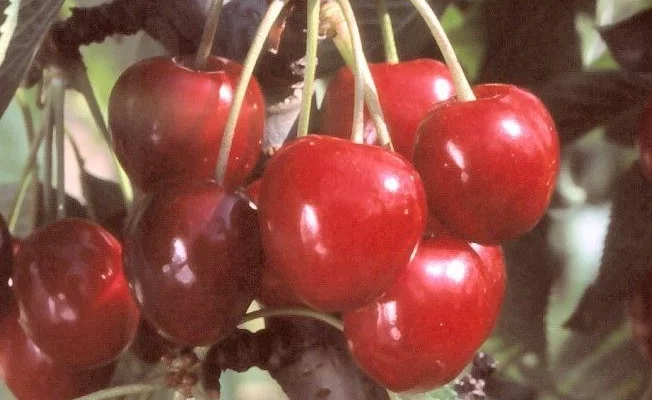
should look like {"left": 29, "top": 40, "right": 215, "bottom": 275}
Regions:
{"left": 296, "top": 0, "right": 321, "bottom": 137}
{"left": 215, "top": 0, "right": 289, "bottom": 184}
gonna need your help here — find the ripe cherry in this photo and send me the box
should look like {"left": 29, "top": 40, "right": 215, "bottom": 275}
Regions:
{"left": 639, "top": 99, "right": 652, "bottom": 182}
{"left": 245, "top": 179, "right": 305, "bottom": 308}
{"left": 414, "top": 83, "right": 560, "bottom": 244}
{"left": 124, "top": 181, "right": 263, "bottom": 347}
{"left": 258, "top": 135, "right": 427, "bottom": 312}
{"left": 0, "top": 308, "right": 116, "bottom": 400}
{"left": 321, "top": 59, "right": 455, "bottom": 159}
{"left": 108, "top": 55, "right": 265, "bottom": 191}
{"left": 426, "top": 217, "right": 506, "bottom": 328}
{"left": 343, "top": 236, "right": 494, "bottom": 393}
{"left": 12, "top": 218, "right": 139, "bottom": 368}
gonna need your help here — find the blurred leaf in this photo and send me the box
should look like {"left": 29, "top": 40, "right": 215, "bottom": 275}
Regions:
{"left": 495, "top": 217, "right": 562, "bottom": 361}
{"left": 80, "top": 170, "right": 126, "bottom": 239}
{"left": 0, "top": 182, "right": 34, "bottom": 237}
{"left": 599, "top": 7, "right": 652, "bottom": 71}
{"left": 566, "top": 163, "right": 652, "bottom": 334}
{"left": 551, "top": 326, "right": 647, "bottom": 400}
{"left": 477, "top": 1, "right": 583, "bottom": 85}
{"left": 34, "top": 183, "right": 87, "bottom": 227}
{"left": 485, "top": 377, "right": 537, "bottom": 400}
{"left": 0, "top": 0, "right": 65, "bottom": 118}
{"left": 533, "top": 71, "right": 652, "bottom": 144}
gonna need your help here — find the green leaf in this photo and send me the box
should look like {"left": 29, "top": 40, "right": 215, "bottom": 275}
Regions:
{"left": 0, "top": 0, "right": 65, "bottom": 118}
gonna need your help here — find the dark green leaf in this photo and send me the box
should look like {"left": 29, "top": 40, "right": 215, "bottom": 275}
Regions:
{"left": 35, "top": 183, "right": 88, "bottom": 227}
{"left": 0, "top": 0, "right": 65, "bottom": 118}
{"left": 80, "top": 171, "right": 126, "bottom": 240}
{"left": 533, "top": 71, "right": 652, "bottom": 144}
{"left": 495, "top": 217, "right": 562, "bottom": 361}
{"left": 599, "top": 7, "right": 652, "bottom": 72}
{"left": 566, "top": 163, "right": 652, "bottom": 334}
{"left": 477, "top": 1, "right": 583, "bottom": 85}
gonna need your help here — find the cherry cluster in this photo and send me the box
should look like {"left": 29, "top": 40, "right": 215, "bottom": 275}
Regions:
{"left": 0, "top": 3, "right": 562, "bottom": 400}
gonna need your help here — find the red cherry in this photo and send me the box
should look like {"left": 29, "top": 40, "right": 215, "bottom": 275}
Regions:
{"left": 124, "top": 181, "right": 263, "bottom": 346}
{"left": 108, "top": 55, "right": 265, "bottom": 191}
{"left": 0, "top": 309, "right": 115, "bottom": 400}
{"left": 245, "top": 179, "right": 305, "bottom": 308}
{"left": 343, "top": 236, "right": 494, "bottom": 393}
{"left": 321, "top": 59, "right": 455, "bottom": 159}
{"left": 258, "top": 135, "right": 427, "bottom": 312}
{"left": 469, "top": 243, "right": 505, "bottom": 334}
{"left": 414, "top": 83, "right": 560, "bottom": 244}
{"left": 639, "top": 100, "right": 652, "bottom": 181}
{"left": 12, "top": 218, "right": 139, "bottom": 368}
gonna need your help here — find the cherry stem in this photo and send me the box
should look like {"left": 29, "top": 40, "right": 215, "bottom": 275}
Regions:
{"left": 215, "top": 0, "right": 289, "bottom": 185}
{"left": 8, "top": 107, "right": 49, "bottom": 233}
{"left": 239, "top": 307, "right": 345, "bottom": 331}
{"left": 296, "top": 0, "right": 321, "bottom": 137}
{"left": 329, "top": 0, "right": 394, "bottom": 149}
{"left": 43, "top": 99, "right": 54, "bottom": 224}
{"left": 71, "top": 383, "right": 165, "bottom": 400}
{"left": 407, "top": 0, "right": 474, "bottom": 101}
{"left": 15, "top": 89, "right": 36, "bottom": 141}
{"left": 194, "top": 0, "right": 224, "bottom": 70}
{"left": 375, "top": 0, "right": 399, "bottom": 64}
{"left": 77, "top": 68, "right": 134, "bottom": 205}
{"left": 52, "top": 76, "right": 66, "bottom": 219}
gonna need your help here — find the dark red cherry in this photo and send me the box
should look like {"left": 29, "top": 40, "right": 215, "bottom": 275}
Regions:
{"left": 414, "top": 83, "right": 560, "bottom": 244}
{"left": 258, "top": 135, "right": 427, "bottom": 312}
{"left": 0, "top": 308, "right": 115, "bottom": 400}
{"left": 343, "top": 236, "right": 494, "bottom": 393}
{"left": 124, "top": 181, "right": 263, "bottom": 346}
{"left": 639, "top": 99, "right": 652, "bottom": 181}
{"left": 108, "top": 55, "right": 265, "bottom": 191}
{"left": 12, "top": 218, "right": 139, "bottom": 368}
{"left": 321, "top": 59, "right": 454, "bottom": 159}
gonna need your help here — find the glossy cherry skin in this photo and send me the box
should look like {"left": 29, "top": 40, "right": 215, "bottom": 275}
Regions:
{"left": 0, "top": 309, "right": 115, "bottom": 400}
{"left": 258, "top": 135, "right": 427, "bottom": 312}
{"left": 426, "top": 216, "right": 506, "bottom": 331}
{"left": 124, "top": 181, "right": 263, "bottom": 347}
{"left": 414, "top": 83, "right": 560, "bottom": 244}
{"left": 245, "top": 180, "right": 305, "bottom": 308}
{"left": 321, "top": 59, "right": 454, "bottom": 159}
{"left": 469, "top": 243, "right": 505, "bottom": 335}
{"left": 12, "top": 218, "right": 139, "bottom": 369}
{"left": 0, "top": 214, "right": 12, "bottom": 321}
{"left": 639, "top": 100, "right": 652, "bottom": 182}
{"left": 109, "top": 55, "right": 265, "bottom": 191}
{"left": 343, "top": 236, "right": 493, "bottom": 393}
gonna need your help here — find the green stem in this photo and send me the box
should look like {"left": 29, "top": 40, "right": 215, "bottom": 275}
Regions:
{"left": 78, "top": 68, "right": 134, "bottom": 205}
{"left": 43, "top": 98, "right": 55, "bottom": 224}
{"left": 215, "top": 0, "right": 289, "bottom": 185}
{"left": 71, "top": 384, "right": 165, "bottom": 400}
{"left": 375, "top": 0, "right": 399, "bottom": 64}
{"left": 52, "top": 77, "right": 66, "bottom": 220}
{"left": 8, "top": 99, "right": 51, "bottom": 233}
{"left": 194, "top": 0, "right": 224, "bottom": 70}
{"left": 239, "top": 307, "right": 344, "bottom": 331}
{"left": 15, "top": 89, "right": 36, "bottom": 141}
{"left": 406, "top": 0, "right": 475, "bottom": 101}
{"left": 296, "top": 0, "right": 321, "bottom": 137}
{"left": 335, "top": 0, "right": 393, "bottom": 149}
